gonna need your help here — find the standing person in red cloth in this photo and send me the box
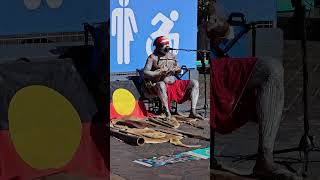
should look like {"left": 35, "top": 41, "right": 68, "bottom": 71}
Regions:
{"left": 206, "top": 1, "right": 302, "bottom": 180}
{"left": 142, "top": 36, "right": 203, "bottom": 120}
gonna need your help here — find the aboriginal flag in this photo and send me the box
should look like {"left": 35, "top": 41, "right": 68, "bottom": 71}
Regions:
{"left": 110, "top": 80, "right": 149, "bottom": 120}
{"left": 0, "top": 60, "right": 109, "bottom": 179}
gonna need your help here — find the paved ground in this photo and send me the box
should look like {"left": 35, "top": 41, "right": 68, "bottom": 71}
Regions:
{"left": 110, "top": 40, "right": 320, "bottom": 180}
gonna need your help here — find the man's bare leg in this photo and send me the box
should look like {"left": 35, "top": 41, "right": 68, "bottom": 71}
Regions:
{"left": 247, "top": 57, "right": 301, "bottom": 179}
{"left": 156, "top": 81, "right": 171, "bottom": 118}
{"left": 188, "top": 79, "right": 204, "bottom": 119}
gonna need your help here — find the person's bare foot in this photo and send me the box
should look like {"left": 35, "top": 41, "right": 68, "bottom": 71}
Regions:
{"left": 189, "top": 111, "right": 204, "bottom": 120}
{"left": 253, "top": 160, "right": 302, "bottom": 180}
{"left": 164, "top": 110, "right": 171, "bottom": 120}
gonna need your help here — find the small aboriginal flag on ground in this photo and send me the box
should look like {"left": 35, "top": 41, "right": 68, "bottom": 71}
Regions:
{"left": 110, "top": 80, "right": 149, "bottom": 120}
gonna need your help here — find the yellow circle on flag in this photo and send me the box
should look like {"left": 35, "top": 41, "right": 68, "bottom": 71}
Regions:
{"left": 112, "top": 88, "right": 136, "bottom": 115}
{"left": 8, "top": 85, "right": 82, "bottom": 170}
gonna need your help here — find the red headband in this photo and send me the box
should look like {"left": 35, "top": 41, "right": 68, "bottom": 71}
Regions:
{"left": 154, "top": 36, "right": 170, "bottom": 46}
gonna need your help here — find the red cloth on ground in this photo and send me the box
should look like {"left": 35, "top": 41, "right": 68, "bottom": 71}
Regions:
{"left": 166, "top": 80, "right": 190, "bottom": 109}
{"left": 210, "top": 58, "right": 257, "bottom": 134}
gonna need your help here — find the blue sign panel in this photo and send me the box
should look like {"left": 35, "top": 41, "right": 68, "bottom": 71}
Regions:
{"left": 0, "top": 0, "right": 107, "bottom": 35}
{"left": 110, "top": 0, "right": 197, "bottom": 73}
{"left": 214, "top": 0, "right": 277, "bottom": 58}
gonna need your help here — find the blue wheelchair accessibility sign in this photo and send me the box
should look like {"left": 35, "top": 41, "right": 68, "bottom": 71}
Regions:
{"left": 110, "top": 0, "right": 198, "bottom": 73}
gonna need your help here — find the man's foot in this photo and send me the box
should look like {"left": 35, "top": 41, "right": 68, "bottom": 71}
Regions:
{"left": 189, "top": 112, "right": 204, "bottom": 120}
{"left": 252, "top": 162, "right": 302, "bottom": 180}
{"left": 163, "top": 110, "right": 171, "bottom": 120}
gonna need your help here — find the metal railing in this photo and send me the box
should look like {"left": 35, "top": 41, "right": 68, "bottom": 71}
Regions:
{"left": 0, "top": 31, "right": 93, "bottom": 46}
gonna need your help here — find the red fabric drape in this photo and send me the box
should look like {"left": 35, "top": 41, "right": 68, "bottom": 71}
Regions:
{"left": 210, "top": 58, "right": 257, "bottom": 134}
{"left": 166, "top": 80, "right": 191, "bottom": 109}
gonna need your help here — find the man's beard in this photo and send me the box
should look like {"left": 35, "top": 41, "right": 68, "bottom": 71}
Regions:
{"left": 158, "top": 47, "right": 169, "bottom": 55}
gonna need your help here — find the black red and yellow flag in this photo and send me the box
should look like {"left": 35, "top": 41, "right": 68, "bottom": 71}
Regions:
{"left": 0, "top": 60, "right": 109, "bottom": 179}
{"left": 110, "top": 80, "right": 149, "bottom": 120}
